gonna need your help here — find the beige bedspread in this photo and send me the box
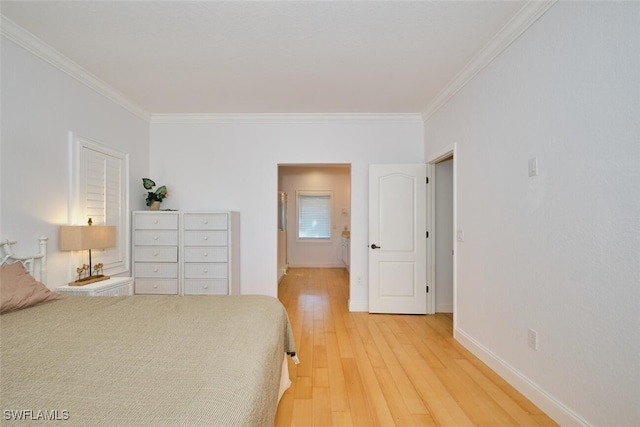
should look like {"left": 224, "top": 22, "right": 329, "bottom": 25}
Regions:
{"left": 0, "top": 295, "right": 296, "bottom": 426}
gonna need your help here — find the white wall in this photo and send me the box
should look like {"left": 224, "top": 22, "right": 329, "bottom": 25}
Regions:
{"left": 424, "top": 2, "right": 639, "bottom": 426}
{"left": 149, "top": 120, "right": 423, "bottom": 308}
{"left": 279, "top": 165, "right": 350, "bottom": 268}
{"left": 1, "top": 38, "right": 150, "bottom": 288}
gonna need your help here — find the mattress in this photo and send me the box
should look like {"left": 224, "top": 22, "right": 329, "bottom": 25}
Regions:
{"left": 0, "top": 295, "right": 296, "bottom": 426}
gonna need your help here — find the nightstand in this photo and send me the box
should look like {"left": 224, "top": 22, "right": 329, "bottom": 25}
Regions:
{"left": 56, "top": 277, "right": 134, "bottom": 296}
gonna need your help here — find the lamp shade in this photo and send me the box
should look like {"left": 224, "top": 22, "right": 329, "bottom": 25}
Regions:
{"left": 59, "top": 225, "right": 116, "bottom": 251}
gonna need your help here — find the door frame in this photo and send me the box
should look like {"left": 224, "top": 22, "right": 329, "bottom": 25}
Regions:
{"left": 426, "top": 143, "right": 457, "bottom": 326}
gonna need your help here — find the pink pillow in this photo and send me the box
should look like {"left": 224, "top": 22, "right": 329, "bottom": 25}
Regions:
{"left": 0, "top": 262, "right": 63, "bottom": 313}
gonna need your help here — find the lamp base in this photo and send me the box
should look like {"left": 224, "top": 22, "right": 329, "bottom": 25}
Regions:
{"left": 68, "top": 275, "right": 110, "bottom": 286}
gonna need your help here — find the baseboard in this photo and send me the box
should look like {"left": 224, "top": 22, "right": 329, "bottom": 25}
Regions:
{"left": 435, "top": 303, "right": 453, "bottom": 313}
{"left": 277, "top": 268, "right": 287, "bottom": 285}
{"left": 454, "top": 328, "right": 590, "bottom": 427}
{"left": 348, "top": 299, "right": 368, "bottom": 312}
{"left": 288, "top": 262, "right": 346, "bottom": 268}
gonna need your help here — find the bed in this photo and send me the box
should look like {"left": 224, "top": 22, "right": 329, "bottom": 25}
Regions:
{"left": 0, "top": 238, "right": 297, "bottom": 426}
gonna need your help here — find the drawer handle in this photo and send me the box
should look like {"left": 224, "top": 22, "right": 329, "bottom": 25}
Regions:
{"left": 203, "top": 252, "right": 208, "bottom": 257}
{"left": 153, "top": 220, "right": 159, "bottom": 224}
{"left": 203, "top": 269, "right": 209, "bottom": 273}
{"left": 153, "top": 268, "right": 158, "bottom": 272}
{"left": 153, "top": 252, "right": 158, "bottom": 256}
{"left": 203, "top": 285, "right": 209, "bottom": 289}
{"left": 153, "top": 236, "right": 159, "bottom": 240}
{"left": 203, "top": 220, "right": 208, "bottom": 224}
{"left": 153, "top": 284, "right": 158, "bottom": 289}
{"left": 203, "top": 236, "right": 208, "bottom": 240}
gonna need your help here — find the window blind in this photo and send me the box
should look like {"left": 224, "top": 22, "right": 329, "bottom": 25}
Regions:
{"left": 298, "top": 193, "right": 331, "bottom": 239}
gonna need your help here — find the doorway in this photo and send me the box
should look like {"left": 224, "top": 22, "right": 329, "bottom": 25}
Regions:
{"left": 277, "top": 164, "right": 352, "bottom": 291}
{"left": 427, "top": 144, "right": 456, "bottom": 326}
{"left": 434, "top": 157, "right": 454, "bottom": 313}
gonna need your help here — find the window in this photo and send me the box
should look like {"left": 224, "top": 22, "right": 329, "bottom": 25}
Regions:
{"left": 297, "top": 191, "right": 332, "bottom": 240}
{"left": 70, "top": 132, "right": 129, "bottom": 276}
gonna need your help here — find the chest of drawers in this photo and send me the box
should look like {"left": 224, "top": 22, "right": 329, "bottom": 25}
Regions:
{"left": 183, "top": 212, "right": 236, "bottom": 295}
{"left": 132, "top": 211, "right": 179, "bottom": 294}
{"left": 132, "top": 211, "right": 239, "bottom": 295}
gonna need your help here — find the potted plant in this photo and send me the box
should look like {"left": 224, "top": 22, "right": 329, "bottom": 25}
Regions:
{"left": 143, "top": 178, "right": 168, "bottom": 210}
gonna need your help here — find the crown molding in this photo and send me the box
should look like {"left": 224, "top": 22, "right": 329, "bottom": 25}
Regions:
{"left": 1, "top": 15, "right": 150, "bottom": 121}
{"left": 151, "top": 113, "right": 425, "bottom": 124}
{"left": 421, "top": 0, "right": 557, "bottom": 121}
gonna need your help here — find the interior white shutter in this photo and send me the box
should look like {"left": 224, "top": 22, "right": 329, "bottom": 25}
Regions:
{"left": 71, "top": 133, "right": 128, "bottom": 276}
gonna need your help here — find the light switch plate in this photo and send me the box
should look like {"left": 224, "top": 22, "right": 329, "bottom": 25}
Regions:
{"left": 528, "top": 329, "right": 539, "bottom": 350}
{"left": 528, "top": 157, "right": 539, "bottom": 177}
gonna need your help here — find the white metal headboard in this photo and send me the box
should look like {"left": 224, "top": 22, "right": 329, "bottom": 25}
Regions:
{"left": 0, "top": 237, "right": 48, "bottom": 285}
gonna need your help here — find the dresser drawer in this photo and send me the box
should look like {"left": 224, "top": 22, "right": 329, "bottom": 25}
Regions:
{"left": 184, "top": 279, "right": 228, "bottom": 295}
{"left": 134, "top": 263, "right": 178, "bottom": 278}
{"left": 184, "top": 263, "right": 228, "bottom": 279}
{"left": 134, "top": 230, "right": 178, "bottom": 246}
{"left": 183, "top": 230, "right": 227, "bottom": 246}
{"left": 134, "top": 213, "right": 179, "bottom": 230}
{"left": 134, "top": 279, "right": 178, "bottom": 295}
{"left": 184, "top": 247, "right": 227, "bottom": 263}
{"left": 134, "top": 246, "right": 178, "bottom": 262}
{"left": 183, "top": 213, "right": 227, "bottom": 230}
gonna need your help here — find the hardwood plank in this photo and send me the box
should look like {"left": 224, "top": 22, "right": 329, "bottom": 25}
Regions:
{"left": 294, "top": 376, "right": 313, "bottom": 400}
{"left": 312, "top": 387, "right": 333, "bottom": 427}
{"left": 274, "top": 386, "right": 295, "bottom": 427}
{"left": 290, "top": 399, "right": 313, "bottom": 427}
{"left": 374, "top": 366, "right": 422, "bottom": 426}
{"left": 341, "top": 357, "right": 375, "bottom": 427}
{"left": 331, "top": 411, "right": 354, "bottom": 427}
{"left": 276, "top": 268, "right": 558, "bottom": 427}
{"left": 313, "top": 367, "right": 329, "bottom": 388}
{"left": 369, "top": 319, "right": 429, "bottom": 415}
{"left": 456, "top": 358, "right": 542, "bottom": 427}
{"left": 347, "top": 318, "right": 396, "bottom": 426}
{"left": 325, "top": 332, "right": 350, "bottom": 412}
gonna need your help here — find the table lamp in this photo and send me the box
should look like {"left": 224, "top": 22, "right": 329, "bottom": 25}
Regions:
{"left": 60, "top": 218, "right": 116, "bottom": 286}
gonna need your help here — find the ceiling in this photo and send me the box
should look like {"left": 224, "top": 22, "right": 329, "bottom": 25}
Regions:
{"left": 1, "top": 1, "right": 528, "bottom": 115}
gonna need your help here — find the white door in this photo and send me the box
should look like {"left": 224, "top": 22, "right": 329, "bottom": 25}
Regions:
{"left": 369, "top": 164, "right": 428, "bottom": 314}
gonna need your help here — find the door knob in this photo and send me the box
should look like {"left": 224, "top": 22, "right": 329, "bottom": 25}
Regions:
{"left": 370, "top": 244, "right": 381, "bottom": 249}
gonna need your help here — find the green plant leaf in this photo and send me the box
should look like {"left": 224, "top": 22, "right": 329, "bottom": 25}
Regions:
{"left": 142, "top": 178, "right": 155, "bottom": 190}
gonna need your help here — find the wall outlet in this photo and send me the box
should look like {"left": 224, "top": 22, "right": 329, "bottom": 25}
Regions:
{"left": 456, "top": 229, "right": 465, "bottom": 242}
{"left": 528, "top": 329, "right": 539, "bottom": 350}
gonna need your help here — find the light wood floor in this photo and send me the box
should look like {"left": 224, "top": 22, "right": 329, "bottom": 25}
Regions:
{"left": 275, "top": 268, "right": 557, "bottom": 427}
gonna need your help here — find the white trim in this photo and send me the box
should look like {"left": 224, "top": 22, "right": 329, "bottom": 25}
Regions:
{"left": 151, "top": 113, "right": 424, "bottom": 124}
{"left": 348, "top": 299, "right": 368, "bottom": 312}
{"left": 288, "top": 262, "right": 345, "bottom": 269}
{"left": 1, "top": 15, "right": 150, "bottom": 121}
{"left": 435, "top": 303, "right": 453, "bottom": 313}
{"left": 426, "top": 163, "right": 436, "bottom": 315}
{"left": 454, "top": 328, "right": 590, "bottom": 427}
{"left": 421, "top": 0, "right": 557, "bottom": 120}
